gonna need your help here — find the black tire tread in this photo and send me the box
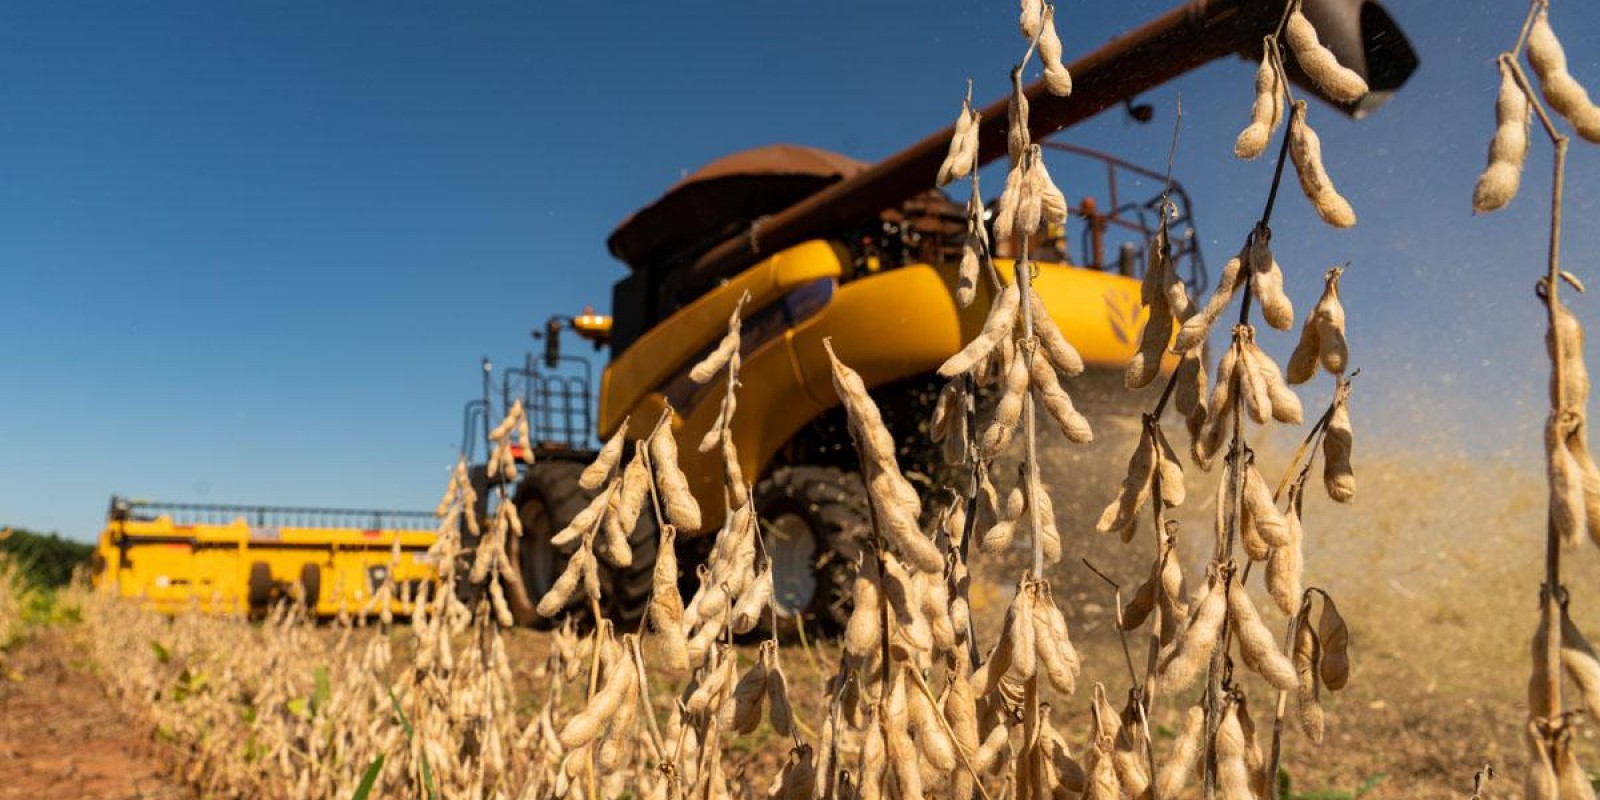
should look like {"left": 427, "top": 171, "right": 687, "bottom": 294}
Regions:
{"left": 754, "top": 465, "right": 871, "bottom": 635}
{"left": 514, "top": 459, "right": 658, "bottom": 628}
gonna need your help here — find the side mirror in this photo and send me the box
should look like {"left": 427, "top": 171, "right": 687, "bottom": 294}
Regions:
{"left": 1284, "top": 0, "right": 1419, "bottom": 118}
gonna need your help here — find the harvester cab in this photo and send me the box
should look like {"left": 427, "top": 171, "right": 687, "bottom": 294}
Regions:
{"left": 476, "top": 0, "right": 1417, "bottom": 632}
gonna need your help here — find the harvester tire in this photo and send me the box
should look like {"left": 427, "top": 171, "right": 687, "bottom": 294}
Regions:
{"left": 247, "top": 562, "right": 273, "bottom": 611}
{"left": 753, "top": 465, "right": 870, "bottom": 636}
{"left": 512, "top": 460, "right": 656, "bottom": 629}
{"left": 299, "top": 563, "right": 322, "bottom": 610}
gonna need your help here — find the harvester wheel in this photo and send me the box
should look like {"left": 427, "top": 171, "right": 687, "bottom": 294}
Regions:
{"left": 299, "top": 563, "right": 322, "bottom": 611}
{"left": 754, "top": 465, "right": 870, "bottom": 636}
{"left": 247, "top": 562, "right": 273, "bottom": 611}
{"left": 512, "top": 460, "right": 656, "bottom": 628}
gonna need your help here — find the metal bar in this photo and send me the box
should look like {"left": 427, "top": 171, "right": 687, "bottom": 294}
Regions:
{"left": 682, "top": 0, "right": 1277, "bottom": 290}
{"left": 117, "top": 500, "right": 434, "bottom": 521}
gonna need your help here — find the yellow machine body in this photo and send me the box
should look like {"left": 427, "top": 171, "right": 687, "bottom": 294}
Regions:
{"left": 94, "top": 512, "right": 437, "bottom": 617}
{"left": 598, "top": 239, "right": 1164, "bottom": 532}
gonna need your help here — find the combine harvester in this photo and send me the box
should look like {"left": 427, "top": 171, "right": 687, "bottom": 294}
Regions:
{"left": 467, "top": 0, "right": 1419, "bottom": 632}
{"left": 93, "top": 496, "right": 437, "bottom": 618}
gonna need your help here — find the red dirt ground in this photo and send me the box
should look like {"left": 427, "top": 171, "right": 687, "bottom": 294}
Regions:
{"left": 0, "top": 630, "right": 190, "bottom": 800}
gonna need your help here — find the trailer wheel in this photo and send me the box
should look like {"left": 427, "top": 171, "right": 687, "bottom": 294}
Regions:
{"left": 754, "top": 465, "right": 871, "bottom": 636}
{"left": 247, "top": 562, "right": 273, "bottom": 611}
{"left": 299, "top": 563, "right": 322, "bottom": 612}
{"left": 512, "top": 460, "right": 657, "bottom": 628}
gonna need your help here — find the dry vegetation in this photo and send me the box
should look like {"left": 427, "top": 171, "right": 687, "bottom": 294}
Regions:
{"left": 4, "top": 1, "right": 1599, "bottom": 799}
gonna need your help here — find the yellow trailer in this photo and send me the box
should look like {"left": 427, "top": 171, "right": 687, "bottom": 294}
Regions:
{"left": 93, "top": 496, "right": 439, "bottom": 618}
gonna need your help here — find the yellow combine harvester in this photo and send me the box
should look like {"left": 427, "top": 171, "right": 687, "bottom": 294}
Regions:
{"left": 93, "top": 496, "right": 438, "bottom": 617}
{"left": 465, "top": 0, "right": 1418, "bottom": 632}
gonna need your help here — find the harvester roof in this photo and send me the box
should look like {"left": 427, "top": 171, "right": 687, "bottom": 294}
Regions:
{"left": 606, "top": 144, "right": 867, "bottom": 273}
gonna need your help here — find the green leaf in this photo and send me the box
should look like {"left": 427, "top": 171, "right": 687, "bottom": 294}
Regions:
{"left": 311, "top": 666, "right": 331, "bottom": 716}
{"left": 149, "top": 640, "right": 171, "bottom": 664}
{"left": 387, "top": 687, "right": 414, "bottom": 738}
{"left": 287, "top": 697, "right": 309, "bottom": 719}
{"left": 351, "top": 754, "right": 385, "bottom": 800}
{"left": 1352, "top": 773, "right": 1390, "bottom": 798}
{"left": 387, "top": 686, "right": 435, "bottom": 799}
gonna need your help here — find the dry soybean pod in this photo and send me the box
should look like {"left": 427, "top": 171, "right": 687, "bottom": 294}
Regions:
{"left": 1029, "top": 292, "right": 1086, "bottom": 378}
{"left": 1317, "top": 593, "right": 1351, "bottom": 690}
{"left": 1555, "top": 742, "right": 1596, "bottom": 800}
{"left": 1007, "top": 64, "right": 1031, "bottom": 166}
{"left": 1560, "top": 607, "right": 1600, "bottom": 722}
{"left": 994, "top": 161, "right": 1026, "bottom": 246}
{"left": 1250, "top": 339, "right": 1303, "bottom": 424}
{"left": 1285, "top": 7, "right": 1368, "bottom": 103}
{"left": 1175, "top": 348, "right": 1210, "bottom": 440}
{"left": 825, "top": 340, "right": 899, "bottom": 466}
{"left": 1323, "top": 385, "right": 1355, "bottom": 503}
{"left": 1032, "top": 349, "right": 1094, "bottom": 444}
{"left": 1243, "top": 461, "right": 1293, "bottom": 548}
{"left": 1158, "top": 573, "right": 1227, "bottom": 693}
{"left": 581, "top": 420, "right": 629, "bottom": 490}
{"left": 944, "top": 666, "right": 981, "bottom": 798}
{"left": 1096, "top": 427, "right": 1156, "bottom": 539}
{"left": 937, "top": 103, "right": 977, "bottom": 187}
{"left": 1037, "top": 4, "right": 1072, "bottom": 96}
{"left": 647, "top": 526, "right": 690, "bottom": 675}
{"left": 1156, "top": 704, "right": 1206, "bottom": 798}
{"left": 982, "top": 344, "right": 1031, "bottom": 455}
{"left": 1032, "top": 586, "right": 1080, "bottom": 695}
{"left": 1155, "top": 427, "right": 1187, "bottom": 506}
{"left": 1547, "top": 415, "right": 1585, "bottom": 546}
{"left": 1315, "top": 268, "right": 1349, "bottom": 375}
{"left": 905, "top": 668, "right": 956, "bottom": 772}
{"left": 1227, "top": 573, "right": 1299, "bottom": 691}
{"left": 845, "top": 556, "right": 884, "bottom": 661}
{"left": 1527, "top": 7, "right": 1600, "bottom": 144}
{"left": 1194, "top": 342, "right": 1240, "bottom": 469}
{"left": 1474, "top": 58, "right": 1532, "bottom": 213}
{"left": 1007, "top": 585, "right": 1037, "bottom": 681}
{"left": 728, "top": 657, "right": 769, "bottom": 734}
{"left": 1546, "top": 288, "right": 1589, "bottom": 414}
{"left": 1018, "top": 0, "right": 1043, "bottom": 40}
{"left": 1120, "top": 561, "right": 1159, "bottom": 631}
{"left": 1015, "top": 149, "right": 1047, "bottom": 238}
{"left": 535, "top": 547, "right": 589, "bottom": 618}
{"left": 1236, "top": 692, "right": 1270, "bottom": 799}
{"left": 1563, "top": 423, "right": 1600, "bottom": 546}
{"left": 1293, "top": 609, "right": 1325, "bottom": 742}
{"left": 940, "top": 282, "right": 1021, "bottom": 378}
{"left": 559, "top": 652, "right": 635, "bottom": 748}
{"left": 1235, "top": 43, "right": 1284, "bottom": 160}
{"left": 958, "top": 231, "right": 983, "bottom": 309}
{"left": 884, "top": 673, "right": 924, "bottom": 799}
{"left": 1288, "top": 101, "right": 1357, "bottom": 228}
{"left": 1173, "top": 250, "right": 1245, "bottom": 354}
{"left": 1247, "top": 231, "right": 1294, "bottom": 331}
{"left": 869, "top": 468, "right": 943, "bottom": 573}
{"left": 1289, "top": 267, "right": 1347, "bottom": 383}
{"left": 1286, "top": 310, "right": 1322, "bottom": 386}
{"left": 1126, "top": 283, "right": 1174, "bottom": 389}
{"left": 1526, "top": 728, "right": 1559, "bottom": 800}
{"left": 1234, "top": 335, "right": 1272, "bottom": 426}
{"left": 649, "top": 418, "right": 702, "bottom": 531}
{"left": 1267, "top": 486, "right": 1306, "bottom": 615}
{"left": 1214, "top": 698, "right": 1255, "bottom": 800}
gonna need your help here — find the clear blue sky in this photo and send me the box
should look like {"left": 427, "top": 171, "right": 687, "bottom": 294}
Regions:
{"left": 2, "top": 1, "right": 1597, "bottom": 541}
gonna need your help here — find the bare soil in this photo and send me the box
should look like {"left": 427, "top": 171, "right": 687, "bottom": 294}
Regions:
{"left": 0, "top": 631, "right": 190, "bottom": 800}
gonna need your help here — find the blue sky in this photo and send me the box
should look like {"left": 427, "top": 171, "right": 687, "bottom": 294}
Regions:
{"left": 2, "top": 1, "right": 1597, "bottom": 540}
